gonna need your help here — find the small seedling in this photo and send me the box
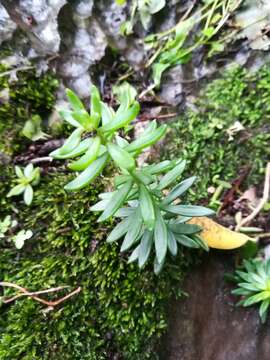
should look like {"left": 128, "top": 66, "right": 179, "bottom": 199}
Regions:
{"left": 231, "top": 258, "right": 270, "bottom": 323}
{"left": 7, "top": 164, "right": 40, "bottom": 205}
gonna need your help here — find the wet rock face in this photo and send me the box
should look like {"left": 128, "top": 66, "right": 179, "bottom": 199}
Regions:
{"left": 1, "top": 0, "right": 66, "bottom": 54}
{"left": 160, "top": 254, "right": 270, "bottom": 360}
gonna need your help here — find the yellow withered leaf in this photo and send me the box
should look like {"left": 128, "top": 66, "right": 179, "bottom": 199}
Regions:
{"left": 188, "top": 217, "right": 256, "bottom": 250}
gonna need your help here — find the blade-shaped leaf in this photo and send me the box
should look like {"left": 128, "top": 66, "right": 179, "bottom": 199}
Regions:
{"left": 90, "top": 199, "right": 110, "bottom": 212}
{"left": 145, "top": 160, "right": 176, "bottom": 175}
{"left": 107, "top": 217, "right": 131, "bottom": 243}
{"left": 190, "top": 234, "right": 209, "bottom": 251}
{"left": 162, "top": 204, "right": 215, "bottom": 217}
{"left": 59, "top": 109, "right": 82, "bottom": 128}
{"left": 167, "top": 230, "right": 177, "bottom": 256}
{"left": 108, "top": 143, "right": 135, "bottom": 170}
{"left": 7, "top": 184, "right": 26, "bottom": 197}
{"left": 15, "top": 166, "right": 24, "bottom": 179}
{"left": 154, "top": 210, "right": 167, "bottom": 264}
{"left": 127, "top": 245, "right": 140, "bottom": 264}
{"left": 162, "top": 176, "right": 197, "bottom": 205}
{"left": 58, "top": 128, "right": 83, "bottom": 155}
{"left": 139, "top": 184, "right": 155, "bottom": 230}
{"left": 126, "top": 125, "right": 167, "bottom": 152}
{"left": 154, "top": 256, "right": 165, "bottom": 275}
{"left": 98, "top": 180, "right": 133, "bottom": 222}
{"left": 66, "top": 88, "right": 85, "bottom": 112}
{"left": 101, "top": 102, "right": 115, "bottom": 126}
{"left": 174, "top": 234, "right": 200, "bottom": 248}
{"left": 24, "top": 185, "right": 33, "bottom": 205}
{"left": 90, "top": 85, "right": 102, "bottom": 128}
{"left": 168, "top": 223, "right": 201, "bottom": 235}
{"left": 157, "top": 160, "right": 186, "bottom": 190}
{"left": 24, "top": 163, "right": 34, "bottom": 178}
{"left": 138, "top": 230, "right": 153, "bottom": 268}
{"left": 100, "top": 102, "right": 140, "bottom": 133}
{"left": 68, "top": 136, "right": 101, "bottom": 171}
{"left": 64, "top": 152, "right": 108, "bottom": 191}
{"left": 120, "top": 208, "right": 143, "bottom": 251}
{"left": 50, "top": 138, "right": 93, "bottom": 159}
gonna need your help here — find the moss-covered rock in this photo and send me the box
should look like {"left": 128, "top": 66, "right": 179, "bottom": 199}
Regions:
{"left": 0, "top": 168, "right": 189, "bottom": 360}
{"left": 164, "top": 66, "right": 270, "bottom": 201}
{"left": 0, "top": 64, "right": 58, "bottom": 154}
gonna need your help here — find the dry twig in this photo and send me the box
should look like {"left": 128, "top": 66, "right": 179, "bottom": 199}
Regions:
{"left": 0, "top": 281, "right": 81, "bottom": 308}
{"left": 235, "top": 162, "right": 270, "bottom": 231}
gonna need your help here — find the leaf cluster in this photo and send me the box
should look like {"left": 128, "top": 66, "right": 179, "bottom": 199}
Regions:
{"left": 231, "top": 258, "right": 270, "bottom": 323}
{"left": 51, "top": 84, "right": 214, "bottom": 273}
{"left": 7, "top": 164, "right": 40, "bottom": 206}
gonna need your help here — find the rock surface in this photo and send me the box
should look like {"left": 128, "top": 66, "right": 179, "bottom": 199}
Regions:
{"left": 160, "top": 253, "right": 270, "bottom": 360}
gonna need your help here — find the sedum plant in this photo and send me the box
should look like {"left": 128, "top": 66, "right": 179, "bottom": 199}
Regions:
{"left": 50, "top": 84, "right": 215, "bottom": 273}
{"left": 231, "top": 258, "right": 270, "bottom": 323}
{"left": 7, "top": 164, "right": 40, "bottom": 206}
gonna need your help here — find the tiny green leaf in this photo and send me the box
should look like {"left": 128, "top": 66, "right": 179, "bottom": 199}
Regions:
{"left": 167, "top": 230, "right": 178, "bottom": 256}
{"left": 24, "top": 185, "right": 33, "bottom": 205}
{"left": 66, "top": 88, "right": 85, "bottom": 112}
{"left": 58, "top": 128, "right": 84, "bottom": 155}
{"left": 162, "top": 204, "right": 215, "bottom": 217}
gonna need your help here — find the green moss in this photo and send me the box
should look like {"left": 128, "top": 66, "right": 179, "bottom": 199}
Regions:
{"left": 164, "top": 66, "right": 270, "bottom": 202}
{"left": 0, "top": 167, "right": 189, "bottom": 359}
{"left": 0, "top": 64, "right": 58, "bottom": 154}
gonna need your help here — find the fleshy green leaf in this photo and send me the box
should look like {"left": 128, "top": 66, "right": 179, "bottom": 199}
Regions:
{"left": 162, "top": 176, "right": 197, "bottom": 205}
{"left": 59, "top": 109, "right": 82, "bottom": 128}
{"left": 126, "top": 125, "right": 167, "bottom": 152}
{"left": 90, "top": 85, "right": 102, "bottom": 128}
{"left": 167, "top": 230, "right": 178, "bottom": 256}
{"left": 139, "top": 184, "right": 155, "bottom": 230}
{"left": 106, "top": 217, "right": 131, "bottom": 243}
{"left": 66, "top": 88, "right": 85, "bottom": 112}
{"left": 157, "top": 160, "right": 186, "bottom": 190}
{"left": 98, "top": 180, "right": 133, "bottom": 222}
{"left": 127, "top": 245, "right": 140, "bottom": 264}
{"left": 15, "top": 166, "right": 24, "bottom": 179}
{"left": 174, "top": 234, "right": 199, "bottom": 248}
{"left": 24, "top": 185, "right": 33, "bottom": 206}
{"left": 100, "top": 102, "right": 140, "bottom": 133}
{"left": 120, "top": 208, "right": 143, "bottom": 251}
{"left": 50, "top": 138, "right": 93, "bottom": 159}
{"left": 58, "top": 128, "right": 84, "bottom": 155}
{"left": 7, "top": 184, "right": 26, "bottom": 197}
{"left": 162, "top": 204, "right": 215, "bottom": 217}
{"left": 64, "top": 153, "right": 108, "bottom": 191}
{"left": 138, "top": 230, "right": 153, "bottom": 268}
{"left": 168, "top": 223, "right": 201, "bottom": 235}
{"left": 68, "top": 137, "right": 101, "bottom": 171}
{"left": 154, "top": 210, "right": 167, "bottom": 264}
{"left": 101, "top": 103, "right": 115, "bottom": 126}
{"left": 108, "top": 143, "right": 135, "bottom": 170}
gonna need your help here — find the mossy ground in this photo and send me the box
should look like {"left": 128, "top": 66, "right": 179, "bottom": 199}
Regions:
{"left": 1, "top": 64, "right": 270, "bottom": 359}
{"left": 0, "top": 66, "right": 189, "bottom": 359}
{"left": 164, "top": 65, "right": 270, "bottom": 203}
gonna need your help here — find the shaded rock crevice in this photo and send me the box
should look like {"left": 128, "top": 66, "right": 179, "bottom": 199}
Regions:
{"left": 160, "top": 253, "right": 270, "bottom": 360}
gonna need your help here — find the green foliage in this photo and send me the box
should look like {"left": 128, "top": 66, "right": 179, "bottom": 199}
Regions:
{"left": 163, "top": 66, "right": 270, "bottom": 202}
{"left": 51, "top": 84, "right": 214, "bottom": 272}
{"left": 231, "top": 258, "right": 270, "bottom": 323}
{"left": 0, "top": 64, "right": 58, "bottom": 154}
{"left": 0, "top": 166, "right": 190, "bottom": 359}
{"left": 145, "top": 0, "right": 241, "bottom": 86}
{"left": 7, "top": 164, "right": 40, "bottom": 205}
{"left": 118, "top": 0, "right": 166, "bottom": 35}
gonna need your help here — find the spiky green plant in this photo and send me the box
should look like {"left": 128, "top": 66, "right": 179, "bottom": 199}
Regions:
{"left": 232, "top": 258, "right": 270, "bottom": 323}
{"left": 50, "top": 83, "right": 215, "bottom": 273}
